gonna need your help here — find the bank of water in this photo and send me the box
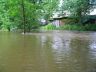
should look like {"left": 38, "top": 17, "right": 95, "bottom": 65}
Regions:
{"left": 0, "top": 31, "right": 96, "bottom": 72}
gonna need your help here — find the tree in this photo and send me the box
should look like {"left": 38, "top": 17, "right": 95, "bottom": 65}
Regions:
{"left": 7, "top": 0, "right": 41, "bottom": 32}
{"left": 0, "top": 0, "right": 12, "bottom": 31}
{"left": 61, "top": 0, "right": 93, "bottom": 23}
{"left": 0, "top": 0, "right": 59, "bottom": 32}
{"left": 21, "top": 0, "right": 26, "bottom": 33}
{"left": 41, "top": 0, "right": 59, "bottom": 20}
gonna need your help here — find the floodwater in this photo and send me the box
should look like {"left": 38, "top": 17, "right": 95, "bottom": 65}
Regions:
{"left": 0, "top": 31, "right": 96, "bottom": 72}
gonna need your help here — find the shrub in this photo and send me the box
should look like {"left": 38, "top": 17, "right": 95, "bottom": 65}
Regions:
{"left": 40, "top": 23, "right": 96, "bottom": 31}
{"left": 40, "top": 23, "right": 57, "bottom": 30}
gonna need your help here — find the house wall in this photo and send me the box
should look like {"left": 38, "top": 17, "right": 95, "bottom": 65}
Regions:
{"left": 51, "top": 18, "right": 76, "bottom": 27}
{"left": 52, "top": 20, "right": 60, "bottom": 27}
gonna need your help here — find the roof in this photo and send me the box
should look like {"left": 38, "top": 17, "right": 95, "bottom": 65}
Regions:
{"left": 49, "top": 16, "right": 77, "bottom": 21}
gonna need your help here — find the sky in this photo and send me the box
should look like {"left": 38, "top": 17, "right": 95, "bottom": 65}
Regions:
{"left": 90, "top": 9, "right": 96, "bottom": 15}
{"left": 59, "top": 0, "right": 63, "bottom": 7}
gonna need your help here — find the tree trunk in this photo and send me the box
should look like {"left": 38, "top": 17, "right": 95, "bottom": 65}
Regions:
{"left": 21, "top": 0, "right": 26, "bottom": 33}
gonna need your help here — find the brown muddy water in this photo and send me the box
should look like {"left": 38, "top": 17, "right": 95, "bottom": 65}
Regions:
{"left": 0, "top": 31, "right": 96, "bottom": 72}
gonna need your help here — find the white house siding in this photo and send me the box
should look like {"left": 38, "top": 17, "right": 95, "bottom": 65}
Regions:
{"left": 52, "top": 20, "right": 60, "bottom": 27}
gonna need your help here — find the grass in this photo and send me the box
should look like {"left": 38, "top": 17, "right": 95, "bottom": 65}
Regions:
{"left": 40, "top": 23, "right": 96, "bottom": 31}
{"left": 40, "top": 24, "right": 57, "bottom": 30}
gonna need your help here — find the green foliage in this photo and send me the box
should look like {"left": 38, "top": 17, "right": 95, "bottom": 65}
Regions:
{"left": 0, "top": 0, "right": 95, "bottom": 32}
{"left": 0, "top": 0, "right": 59, "bottom": 32}
{"left": 0, "top": 0, "right": 12, "bottom": 31}
{"left": 61, "top": 0, "right": 94, "bottom": 24}
{"left": 40, "top": 24, "right": 56, "bottom": 30}
{"left": 84, "top": 24, "right": 96, "bottom": 31}
{"left": 59, "top": 24, "right": 96, "bottom": 31}
{"left": 39, "top": 0, "right": 59, "bottom": 20}
{"left": 41, "top": 23, "right": 96, "bottom": 31}
{"left": 59, "top": 24, "right": 83, "bottom": 30}
{"left": 62, "top": 0, "right": 91, "bottom": 16}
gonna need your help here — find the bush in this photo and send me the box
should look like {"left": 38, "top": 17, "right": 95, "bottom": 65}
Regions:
{"left": 40, "top": 23, "right": 96, "bottom": 31}
{"left": 40, "top": 23, "right": 57, "bottom": 30}
{"left": 84, "top": 24, "right": 96, "bottom": 31}
{"left": 59, "top": 24, "right": 96, "bottom": 31}
{"left": 58, "top": 24, "right": 83, "bottom": 31}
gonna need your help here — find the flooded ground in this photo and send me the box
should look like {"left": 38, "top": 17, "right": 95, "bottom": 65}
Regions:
{"left": 0, "top": 31, "right": 96, "bottom": 72}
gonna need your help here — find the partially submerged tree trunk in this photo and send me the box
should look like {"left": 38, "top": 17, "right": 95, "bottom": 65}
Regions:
{"left": 21, "top": 0, "right": 26, "bottom": 33}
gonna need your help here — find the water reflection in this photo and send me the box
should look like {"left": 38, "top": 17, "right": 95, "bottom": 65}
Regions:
{"left": 0, "top": 31, "right": 96, "bottom": 72}
{"left": 89, "top": 41, "right": 96, "bottom": 58}
{"left": 70, "top": 37, "right": 90, "bottom": 72}
{"left": 41, "top": 32, "right": 96, "bottom": 72}
{"left": 51, "top": 35, "right": 71, "bottom": 60}
{"left": 88, "top": 33, "right": 96, "bottom": 72}
{"left": 89, "top": 33, "right": 96, "bottom": 59}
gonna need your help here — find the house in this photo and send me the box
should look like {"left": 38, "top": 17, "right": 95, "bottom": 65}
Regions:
{"left": 50, "top": 16, "right": 77, "bottom": 27}
{"left": 50, "top": 17, "right": 64, "bottom": 27}
{"left": 50, "top": 0, "right": 96, "bottom": 27}
{"left": 50, "top": 15, "right": 96, "bottom": 27}
{"left": 49, "top": 10, "right": 72, "bottom": 27}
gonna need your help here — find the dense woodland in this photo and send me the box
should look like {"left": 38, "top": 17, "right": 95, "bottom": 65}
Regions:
{"left": 0, "top": 0, "right": 95, "bottom": 32}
